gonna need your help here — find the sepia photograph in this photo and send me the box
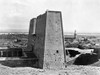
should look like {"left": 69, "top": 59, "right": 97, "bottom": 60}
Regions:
{"left": 0, "top": 0, "right": 100, "bottom": 75}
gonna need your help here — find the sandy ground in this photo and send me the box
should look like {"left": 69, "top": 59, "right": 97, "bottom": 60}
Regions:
{"left": 0, "top": 65, "right": 100, "bottom": 75}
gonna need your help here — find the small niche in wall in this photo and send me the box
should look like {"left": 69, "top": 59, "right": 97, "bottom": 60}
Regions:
{"left": 56, "top": 50, "right": 59, "bottom": 53}
{"left": 32, "top": 34, "right": 36, "bottom": 37}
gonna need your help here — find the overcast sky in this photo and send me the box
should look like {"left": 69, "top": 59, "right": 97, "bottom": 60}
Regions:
{"left": 0, "top": 0, "right": 100, "bottom": 33}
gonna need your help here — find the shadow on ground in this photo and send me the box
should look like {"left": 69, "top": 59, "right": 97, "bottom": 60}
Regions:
{"left": 0, "top": 58, "right": 38, "bottom": 68}
{"left": 74, "top": 54, "right": 99, "bottom": 65}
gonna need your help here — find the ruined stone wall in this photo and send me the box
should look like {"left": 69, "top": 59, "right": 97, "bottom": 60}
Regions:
{"left": 34, "top": 13, "right": 47, "bottom": 68}
{"left": 26, "top": 18, "right": 36, "bottom": 52}
{"left": 26, "top": 11, "right": 66, "bottom": 69}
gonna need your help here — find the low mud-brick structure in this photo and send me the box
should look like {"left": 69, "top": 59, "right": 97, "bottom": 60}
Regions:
{"left": 25, "top": 11, "right": 66, "bottom": 69}
{"left": 0, "top": 47, "right": 23, "bottom": 57}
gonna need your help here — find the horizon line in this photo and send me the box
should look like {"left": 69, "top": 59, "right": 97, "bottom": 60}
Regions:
{"left": 1, "top": 31, "right": 100, "bottom": 34}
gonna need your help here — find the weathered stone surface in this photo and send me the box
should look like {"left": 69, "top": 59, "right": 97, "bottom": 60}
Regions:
{"left": 27, "top": 18, "right": 36, "bottom": 52}
{"left": 27, "top": 11, "right": 66, "bottom": 69}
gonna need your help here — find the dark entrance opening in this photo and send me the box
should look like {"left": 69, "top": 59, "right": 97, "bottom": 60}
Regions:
{"left": 74, "top": 54, "right": 98, "bottom": 65}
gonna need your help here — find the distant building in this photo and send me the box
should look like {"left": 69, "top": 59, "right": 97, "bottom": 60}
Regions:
{"left": 74, "top": 30, "right": 77, "bottom": 39}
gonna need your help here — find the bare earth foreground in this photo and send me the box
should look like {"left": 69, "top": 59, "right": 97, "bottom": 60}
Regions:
{"left": 0, "top": 65, "right": 100, "bottom": 75}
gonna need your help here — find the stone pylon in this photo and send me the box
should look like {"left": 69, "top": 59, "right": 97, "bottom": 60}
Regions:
{"left": 26, "top": 11, "right": 66, "bottom": 69}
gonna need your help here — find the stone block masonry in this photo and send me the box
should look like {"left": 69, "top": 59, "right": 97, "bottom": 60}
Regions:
{"left": 26, "top": 11, "right": 66, "bottom": 69}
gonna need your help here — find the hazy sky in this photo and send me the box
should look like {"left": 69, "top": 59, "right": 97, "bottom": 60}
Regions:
{"left": 0, "top": 0, "right": 100, "bottom": 33}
